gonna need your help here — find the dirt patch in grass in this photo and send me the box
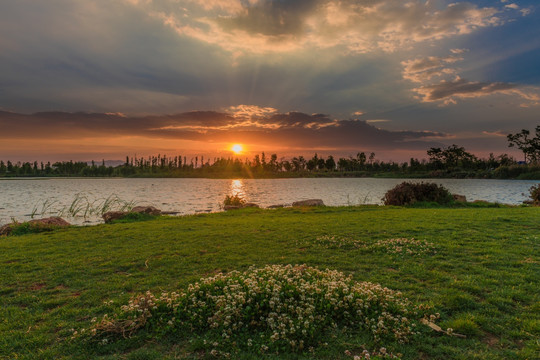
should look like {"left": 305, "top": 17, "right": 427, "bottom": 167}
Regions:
{"left": 482, "top": 333, "right": 499, "bottom": 348}
{"left": 30, "top": 283, "right": 46, "bottom": 291}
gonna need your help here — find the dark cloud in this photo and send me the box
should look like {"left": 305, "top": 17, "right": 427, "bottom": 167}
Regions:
{"left": 416, "top": 78, "right": 518, "bottom": 102}
{"left": 0, "top": 110, "right": 447, "bottom": 151}
{"left": 217, "top": 0, "right": 317, "bottom": 37}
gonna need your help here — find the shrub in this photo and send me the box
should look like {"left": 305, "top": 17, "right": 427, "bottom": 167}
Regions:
{"left": 529, "top": 184, "right": 540, "bottom": 205}
{"left": 223, "top": 194, "right": 246, "bottom": 207}
{"left": 382, "top": 182, "right": 453, "bottom": 206}
{"left": 110, "top": 212, "right": 156, "bottom": 223}
{"left": 85, "top": 265, "right": 432, "bottom": 355}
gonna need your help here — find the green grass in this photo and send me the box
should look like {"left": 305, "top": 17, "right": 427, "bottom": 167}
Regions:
{"left": 1, "top": 206, "right": 539, "bottom": 359}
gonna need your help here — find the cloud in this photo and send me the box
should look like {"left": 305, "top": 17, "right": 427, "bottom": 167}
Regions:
{"left": 511, "top": 88, "right": 540, "bottom": 107}
{"left": 365, "top": 119, "right": 391, "bottom": 123}
{"left": 0, "top": 108, "right": 448, "bottom": 151}
{"left": 225, "top": 105, "right": 278, "bottom": 120}
{"left": 127, "top": 0, "right": 506, "bottom": 55}
{"left": 501, "top": 2, "right": 532, "bottom": 16}
{"left": 520, "top": 8, "right": 532, "bottom": 16}
{"left": 482, "top": 130, "right": 508, "bottom": 137}
{"left": 185, "top": 0, "right": 245, "bottom": 15}
{"left": 450, "top": 48, "right": 468, "bottom": 54}
{"left": 402, "top": 55, "right": 462, "bottom": 83}
{"left": 413, "top": 77, "right": 517, "bottom": 104}
{"left": 403, "top": 52, "right": 540, "bottom": 106}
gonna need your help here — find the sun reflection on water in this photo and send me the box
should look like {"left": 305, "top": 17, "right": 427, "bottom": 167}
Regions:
{"left": 230, "top": 179, "right": 246, "bottom": 198}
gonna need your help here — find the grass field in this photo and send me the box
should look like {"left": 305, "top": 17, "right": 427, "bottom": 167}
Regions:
{"left": 1, "top": 206, "right": 539, "bottom": 359}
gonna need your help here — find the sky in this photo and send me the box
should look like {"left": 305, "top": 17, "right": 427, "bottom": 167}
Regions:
{"left": 1, "top": 0, "right": 539, "bottom": 162}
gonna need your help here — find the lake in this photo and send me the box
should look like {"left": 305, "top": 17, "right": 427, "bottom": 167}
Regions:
{"left": 0, "top": 177, "right": 537, "bottom": 225}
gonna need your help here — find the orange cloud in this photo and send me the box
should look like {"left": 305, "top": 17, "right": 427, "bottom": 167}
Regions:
{"left": 128, "top": 0, "right": 505, "bottom": 55}
{"left": 402, "top": 55, "right": 462, "bottom": 83}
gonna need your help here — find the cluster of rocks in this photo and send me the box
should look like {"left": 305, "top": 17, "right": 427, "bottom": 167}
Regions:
{"left": 0, "top": 217, "right": 71, "bottom": 236}
{"left": 224, "top": 198, "right": 325, "bottom": 211}
{"left": 102, "top": 206, "right": 162, "bottom": 223}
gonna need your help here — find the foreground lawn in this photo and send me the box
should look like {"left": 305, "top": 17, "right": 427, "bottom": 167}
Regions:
{"left": 1, "top": 206, "right": 539, "bottom": 359}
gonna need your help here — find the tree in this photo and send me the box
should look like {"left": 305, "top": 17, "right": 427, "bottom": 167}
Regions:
{"left": 369, "top": 152, "right": 375, "bottom": 165}
{"left": 325, "top": 155, "right": 336, "bottom": 171}
{"left": 356, "top": 152, "right": 366, "bottom": 169}
{"left": 507, "top": 126, "right": 540, "bottom": 164}
{"left": 269, "top": 154, "right": 278, "bottom": 172}
{"left": 427, "top": 144, "right": 477, "bottom": 169}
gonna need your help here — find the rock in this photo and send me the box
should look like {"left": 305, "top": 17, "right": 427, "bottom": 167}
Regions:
{"left": 267, "top": 204, "right": 285, "bottom": 209}
{"left": 224, "top": 205, "right": 241, "bottom": 211}
{"left": 103, "top": 207, "right": 162, "bottom": 223}
{"left": 102, "top": 211, "right": 128, "bottom": 223}
{"left": 130, "top": 206, "right": 161, "bottom": 215}
{"left": 242, "top": 203, "right": 260, "bottom": 208}
{"left": 0, "top": 223, "right": 15, "bottom": 236}
{"left": 452, "top": 194, "right": 467, "bottom": 202}
{"left": 292, "top": 199, "right": 325, "bottom": 207}
{"left": 28, "top": 217, "right": 70, "bottom": 227}
{"left": 161, "top": 211, "right": 181, "bottom": 215}
{"left": 0, "top": 217, "right": 70, "bottom": 236}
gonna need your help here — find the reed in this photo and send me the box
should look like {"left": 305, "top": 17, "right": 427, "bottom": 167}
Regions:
{"left": 30, "top": 193, "right": 141, "bottom": 220}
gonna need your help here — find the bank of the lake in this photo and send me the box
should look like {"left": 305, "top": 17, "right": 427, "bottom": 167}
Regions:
{"left": 1, "top": 206, "right": 538, "bottom": 359}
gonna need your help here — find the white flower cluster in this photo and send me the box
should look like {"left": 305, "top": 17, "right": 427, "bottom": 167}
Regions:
{"left": 312, "top": 235, "right": 366, "bottom": 249}
{"left": 346, "top": 346, "right": 402, "bottom": 359}
{"left": 89, "top": 265, "right": 428, "bottom": 354}
{"left": 373, "top": 238, "right": 436, "bottom": 256}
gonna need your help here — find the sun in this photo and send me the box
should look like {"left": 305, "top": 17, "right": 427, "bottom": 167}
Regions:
{"left": 231, "top": 144, "right": 243, "bottom": 154}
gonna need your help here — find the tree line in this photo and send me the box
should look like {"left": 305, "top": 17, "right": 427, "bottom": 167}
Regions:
{"left": 1, "top": 126, "right": 539, "bottom": 179}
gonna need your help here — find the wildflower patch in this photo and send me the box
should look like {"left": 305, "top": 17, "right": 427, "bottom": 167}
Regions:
{"left": 85, "top": 264, "right": 432, "bottom": 356}
{"left": 372, "top": 238, "right": 436, "bottom": 256}
{"left": 312, "top": 234, "right": 366, "bottom": 249}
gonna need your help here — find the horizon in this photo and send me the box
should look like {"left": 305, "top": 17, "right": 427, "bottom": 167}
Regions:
{"left": 1, "top": 1, "right": 539, "bottom": 161}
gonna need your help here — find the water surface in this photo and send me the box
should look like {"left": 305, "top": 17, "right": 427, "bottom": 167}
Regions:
{"left": 0, "top": 177, "right": 536, "bottom": 225}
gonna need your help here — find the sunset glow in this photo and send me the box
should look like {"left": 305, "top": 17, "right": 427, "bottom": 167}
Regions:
{"left": 0, "top": 1, "right": 538, "bottom": 162}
